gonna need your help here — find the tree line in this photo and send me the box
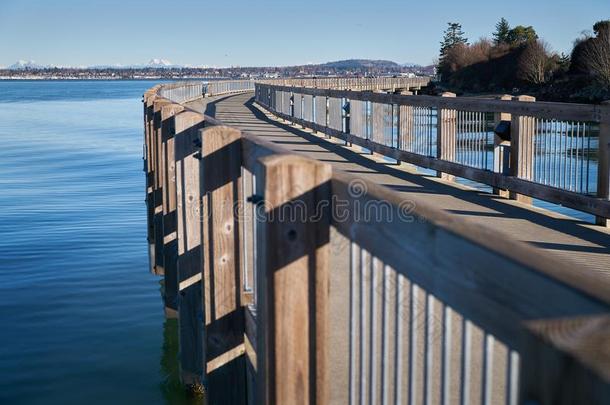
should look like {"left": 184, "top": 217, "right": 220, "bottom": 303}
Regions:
{"left": 435, "top": 19, "right": 610, "bottom": 102}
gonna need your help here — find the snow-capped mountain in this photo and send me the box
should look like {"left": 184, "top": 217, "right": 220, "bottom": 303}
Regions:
{"left": 8, "top": 60, "right": 45, "bottom": 70}
{"left": 4, "top": 59, "right": 184, "bottom": 70}
{"left": 146, "top": 58, "right": 174, "bottom": 68}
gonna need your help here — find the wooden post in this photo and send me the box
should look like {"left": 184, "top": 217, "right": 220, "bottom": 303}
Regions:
{"left": 437, "top": 92, "right": 457, "bottom": 181}
{"left": 596, "top": 101, "right": 610, "bottom": 227}
{"left": 160, "top": 104, "right": 185, "bottom": 317}
{"left": 398, "top": 91, "right": 414, "bottom": 158}
{"left": 255, "top": 155, "right": 332, "bottom": 405}
{"left": 199, "top": 125, "right": 247, "bottom": 404}
{"left": 509, "top": 95, "right": 536, "bottom": 204}
{"left": 173, "top": 111, "right": 206, "bottom": 390}
{"left": 144, "top": 91, "right": 158, "bottom": 274}
{"left": 493, "top": 95, "right": 512, "bottom": 198}
{"left": 152, "top": 98, "right": 172, "bottom": 275}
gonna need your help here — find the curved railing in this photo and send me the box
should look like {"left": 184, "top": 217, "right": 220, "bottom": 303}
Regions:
{"left": 156, "top": 77, "right": 431, "bottom": 105}
{"left": 259, "top": 76, "right": 430, "bottom": 91}
{"left": 255, "top": 83, "right": 610, "bottom": 224}
{"left": 158, "top": 79, "right": 255, "bottom": 104}
{"left": 143, "top": 80, "right": 610, "bottom": 404}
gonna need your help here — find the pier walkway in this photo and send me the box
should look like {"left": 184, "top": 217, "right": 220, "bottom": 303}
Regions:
{"left": 187, "top": 92, "right": 610, "bottom": 278}
{"left": 144, "top": 79, "right": 610, "bottom": 405}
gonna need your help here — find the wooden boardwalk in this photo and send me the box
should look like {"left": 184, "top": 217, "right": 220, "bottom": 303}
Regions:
{"left": 187, "top": 92, "right": 610, "bottom": 281}
{"left": 145, "top": 80, "right": 610, "bottom": 405}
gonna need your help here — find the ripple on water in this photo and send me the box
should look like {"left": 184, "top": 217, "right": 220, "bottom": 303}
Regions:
{"left": 0, "top": 81, "right": 199, "bottom": 405}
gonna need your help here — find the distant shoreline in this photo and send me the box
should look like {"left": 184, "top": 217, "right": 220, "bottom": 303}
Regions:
{"left": 0, "top": 77, "right": 220, "bottom": 81}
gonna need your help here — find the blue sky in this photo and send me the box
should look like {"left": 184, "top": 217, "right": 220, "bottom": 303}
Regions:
{"left": 0, "top": 0, "right": 608, "bottom": 67}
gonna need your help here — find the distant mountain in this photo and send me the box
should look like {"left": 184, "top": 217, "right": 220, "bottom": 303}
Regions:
{"left": 8, "top": 60, "right": 45, "bottom": 70}
{"left": 5, "top": 58, "right": 182, "bottom": 70}
{"left": 318, "top": 59, "right": 403, "bottom": 69}
{"left": 146, "top": 58, "right": 175, "bottom": 68}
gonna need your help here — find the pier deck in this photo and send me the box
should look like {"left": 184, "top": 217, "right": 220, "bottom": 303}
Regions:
{"left": 187, "top": 92, "right": 610, "bottom": 280}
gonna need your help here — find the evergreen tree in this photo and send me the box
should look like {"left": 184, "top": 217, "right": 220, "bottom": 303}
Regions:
{"left": 493, "top": 18, "right": 511, "bottom": 45}
{"left": 439, "top": 22, "right": 468, "bottom": 58}
{"left": 506, "top": 25, "right": 538, "bottom": 46}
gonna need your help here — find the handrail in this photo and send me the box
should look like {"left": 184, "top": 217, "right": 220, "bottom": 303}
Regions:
{"left": 258, "top": 76, "right": 431, "bottom": 91}
{"left": 157, "top": 79, "right": 256, "bottom": 104}
{"left": 255, "top": 83, "right": 610, "bottom": 223}
{"left": 143, "top": 81, "right": 610, "bottom": 404}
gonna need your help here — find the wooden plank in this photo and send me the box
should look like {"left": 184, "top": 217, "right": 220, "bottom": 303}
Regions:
{"left": 173, "top": 111, "right": 206, "bottom": 387}
{"left": 303, "top": 94, "right": 313, "bottom": 122}
{"left": 371, "top": 102, "right": 385, "bottom": 145}
{"left": 350, "top": 99, "right": 366, "bottom": 139}
{"left": 255, "top": 154, "right": 332, "bottom": 405}
{"left": 199, "top": 125, "right": 248, "bottom": 405}
{"left": 510, "top": 96, "right": 536, "bottom": 204}
{"left": 493, "top": 95, "right": 513, "bottom": 198}
{"left": 328, "top": 98, "right": 343, "bottom": 132}
{"left": 597, "top": 102, "right": 610, "bottom": 226}
{"left": 200, "top": 125, "right": 243, "bottom": 322}
{"left": 293, "top": 93, "right": 303, "bottom": 119}
{"left": 144, "top": 92, "right": 158, "bottom": 274}
{"left": 160, "top": 104, "right": 185, "bottom": 314}
{"left": 522, "top": 315, "right": 610, "bottom": 404}
{"left": 315, "top": 96, "right": 327, "bottom": 128}
{"left": 152, "top": 98, "right": 172, "bottom": 276}
{"left": 437, "top": 92, "right": 457, "bottom": 181}
{"left": 399, "top": 103, "right": 414, "bottom": 152}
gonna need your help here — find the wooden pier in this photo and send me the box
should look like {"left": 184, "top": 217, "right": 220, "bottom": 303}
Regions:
{"left": 144, "top": 78, "right": 610, "bottom": 405}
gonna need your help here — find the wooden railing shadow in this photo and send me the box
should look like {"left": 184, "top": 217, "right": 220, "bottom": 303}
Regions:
{"left": 242, "top": 95, "right": 610, "bottom": 256}
{"left": 145, "top": 82, "right": 610, "bottom": 405}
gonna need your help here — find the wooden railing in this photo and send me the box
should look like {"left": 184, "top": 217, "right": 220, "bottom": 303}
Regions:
{"left": 259, "top": 76, "right": 430, "bottom": 92}
{"left": 158, "top": 80, "right": 255, "bottom": 104}
{"left": 144, "top": 81, "right": 610, "bottom": 405}
{"left": 255, "top": 83, "right": 610, "bottom": 226}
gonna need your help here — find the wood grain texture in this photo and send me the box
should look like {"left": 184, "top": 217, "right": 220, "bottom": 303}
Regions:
{"left": 255, "top": 154, "right": 332, "bottom": 405}
{"left": 173, "top": 111, "right": 206, "bottom": 386}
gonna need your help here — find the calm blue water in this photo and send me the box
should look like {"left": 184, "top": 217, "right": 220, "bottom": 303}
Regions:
{"left": 0, "top": 81, "right": 196, "bottom": 404}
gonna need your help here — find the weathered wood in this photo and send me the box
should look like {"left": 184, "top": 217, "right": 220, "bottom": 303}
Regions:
{"left": 173, "top": 111, "right": 206, "bottom": 386}
{"left": 597, "top": 102, "right": 610, "bottom": 226}
{"left": 261, "top": 84, "right": 602, "bottom": 122}
{"left": 199, "top": 125, "right": 247, "bottom": 404}
{"left": 521, "top": 315, "right": 610, "bottom": 404}
{"left": 437, "top": 92, "right": 457, "bottom": 180}
{"left": 160, "top": 104, "right": 185, "bottom": 315}
{"left": 147, "top": 81, "right": 610, "bottom": 404}
{"left": 493, "top": 95, "right": 513, "bottom": 197}
{"left": 255, "top": 154, "right": 332, "bottom": 405}
{"left": 510, "top": 95, "right": 536, "bottom": 203}
{"left": 144, "top": 91, "right": 158, "bottom": 274}
{"left": 152, "top": 98, "right": 172, "bottom": 276}
{"left": 264, "top": 105, "right": 610, "bottom": 219}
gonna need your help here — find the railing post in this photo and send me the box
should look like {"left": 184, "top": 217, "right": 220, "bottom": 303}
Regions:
{"left": 437, "top": 92, "right": 457, "bottom": 181}
{"left": 509, "top": 95, "right": 536, "bottom": 204}
{"left": 160, "top": 103, "right": 185, "bottom": 318}
{"left": 596, "top": 101, "right": 610, "bottom": 227}
{"left": 143, "top": 90, "right": 158, "bottom": 274}
{"left": 493, "top": 95, "right": 513, "bottom": 197}
{"left": 199, "top": 125, "right": 248, "bottom": 401}
{"left": 173, "top": 111, "right": 206, "bottom": 391}
{"left": 152, "top": 98, "right": 172, "bottom": 276}
{"left": 398, "top": 91, "right": 414, "bottom": 157}
{"left": 255, "top": 155, "right": 332, "bottom": 405}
